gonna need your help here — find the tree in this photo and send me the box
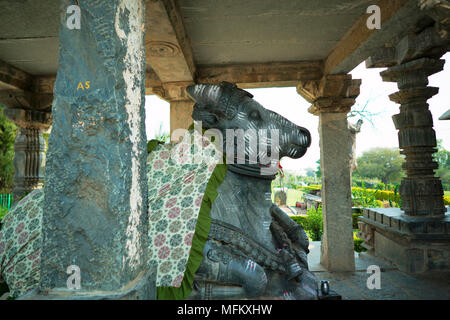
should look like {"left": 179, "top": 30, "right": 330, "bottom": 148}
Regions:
{"left": 315, "top": 159, "right": 321, "bottom": 179}
{"left": 434, "top": 139, "right": 450, "bottom": 186}
{"left": 0, "top": 104, "right": 17, "bottom": 192}
{"left": 305, "top": 167, "right": 315, "bottom": 178}
{"left": 354, "top": 147, "right": 405, "bottom": 185}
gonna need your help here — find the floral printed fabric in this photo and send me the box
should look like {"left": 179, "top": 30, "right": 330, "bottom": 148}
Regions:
{"left": 0, "top": 131, "right": 221, "bottom": 296}
{"left": 147, "top": 133, "right": 221, "bottom": 287}
{"left": 0, "top": 189, "right": 43, "bottom": 297}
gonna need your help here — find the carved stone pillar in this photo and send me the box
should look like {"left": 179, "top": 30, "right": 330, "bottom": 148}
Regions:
{"left": 4, "top": 108, "right": 51, "bottom": 202}
{"left": 358, "top": 20, "right": 450, "bottom": 274}
{"left": 297, "top": 74, "right": 361, "bottom": 271}
{"left": 385, "top": 59, "right": 445, "bottom": 216}
{"left": 367, "top": 25, "right": 449, "bottom": 217}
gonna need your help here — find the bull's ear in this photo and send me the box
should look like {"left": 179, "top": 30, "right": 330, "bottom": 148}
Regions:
{"left": 239, "top": 88, "right": 253, "bottom": 98}
{"left": 219, "top": 81, "right": 236, "bottom": 89}
{"left": 219, "top": 81, "right": 253, "bottom": 98}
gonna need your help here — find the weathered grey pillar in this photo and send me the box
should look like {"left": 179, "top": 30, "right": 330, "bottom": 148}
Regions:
{"left": 4, "top": 109, "right": 51, "bottom": 202}
{"left": 319, "top": 112, "right": 355, "bottom": 271}
{"left": 39, "top": 0, "right": 154, "bottom": 299}
{"left": 298, "top": 74, "right": 361, "bottom": 271}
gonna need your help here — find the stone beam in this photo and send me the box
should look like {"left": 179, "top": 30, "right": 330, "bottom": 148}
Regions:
{"left": 366, "top": 26, "right": 449, "bottom": 67}
{"left": 0, "top": 60, "right": 34, "bottom": 109}
{"left": 0, "top": 77, "right": 55, "bottom": 111}
{"left": 145, "top": 0, "right": 195, "bottom": 82}
{"left": 31, "top": 76, "right": 55, "bottom": 111}
{"left": 145, "top": 70, "right": 163, "bottom": 96}
{"left": 0, "top": 60, "right": 55, "bottom": 111}
{"left": 196, "top": 61, "right": 323, "bottom": 88}
{"left": 0, "top": 59, "right": 33, "bottom": 91}
{"left": 419, "top": 0, "right": 450, "bottom": 38}
{"left": 324, "top": 0, "right": 426, "bottom": 75}
{"left": 297, "top": 75, "right": 361, "bottom": 115}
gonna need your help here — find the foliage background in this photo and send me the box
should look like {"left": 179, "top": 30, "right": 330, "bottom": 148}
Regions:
{"left": 0, "top": 105, "right": 17, "bottom": 193}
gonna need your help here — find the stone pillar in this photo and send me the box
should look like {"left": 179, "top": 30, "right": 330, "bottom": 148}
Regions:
{"left": 385, "top": 59, "right": 445, "bottom": 216}
{"left": 160, "top": 81, "right": 194, "bottom": 143}
{"left": 298, "top": 74, "right": 361, "bottom": 271}
{"left": 318, "top": 112, "right": 355, "bottom": 271}
{"left": 39, "top": 0, "right": 154, "bottom": 299}
{"left": 358, "top": 22, "right": 450, "bottom": 274}
{"left": 4, "top": 109, "right": 51, "bottom": 202}
{"left": 367, "top": 26, "right": 448, "bottom": 217}
{"left": 170, "top": 99, "right": 194, "bottom": 138}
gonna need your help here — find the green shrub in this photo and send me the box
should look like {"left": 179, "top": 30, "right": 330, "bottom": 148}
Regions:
{"left": 293, "top": 211, "right": 367, "bottom": 253}
{"left": 351, "top": 187, "right": 401, "bottom": 204}
{"left": 296, "top": 184, "right": 321, "bottom": 193}
{"left": 386, "top": 184, "right": 395, "bottom": 191}
{"left": 0, "top": 206, "right": 8, "bottom": 222}
{"left": 375, "top": 183, "right": 385, "bottom": 190}
{"left": 290, "top": 215, "right": 308, "bottom": 227}
{"left": 352, "top": 212, "right": 362, "bottom": 229}
{"left": 291, "top": 206, "right": 323, "bottom": 241}
{"left": 353, "top": 231, "right": 366, "bottom": 253}
{"left": 352, "top": 188, "right": 382, "bottom": 208}
{"left": 444, "top": 196, "right": 450, "bottom": 206}
{"left": 299, "top": 184, "right": 450, "bottom": 207}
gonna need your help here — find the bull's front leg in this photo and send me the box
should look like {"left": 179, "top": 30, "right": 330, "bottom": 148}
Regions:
{"left": 269, "top": 204, "right": 319, "bottom": 300}
{"left": 270, "top": 204, "right": 310, "bottom": 268}
{"left": 188, "top": 241, "right": 268, "bottom": 300}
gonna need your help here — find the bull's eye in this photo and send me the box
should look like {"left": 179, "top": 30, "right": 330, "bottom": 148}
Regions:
{"left": 249, "top": 110, "right": 261, "bottom": 120}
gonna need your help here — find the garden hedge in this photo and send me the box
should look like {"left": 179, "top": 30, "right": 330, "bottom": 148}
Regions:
{"left": 297, "top": 185, "right": 450, "bottom": 205}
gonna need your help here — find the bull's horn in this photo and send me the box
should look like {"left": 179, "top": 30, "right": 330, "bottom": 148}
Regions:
{"left": 186, "top": 84, "right": 222, "bottom": 106}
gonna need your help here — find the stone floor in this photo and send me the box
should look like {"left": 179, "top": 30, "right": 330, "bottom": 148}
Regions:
{"left": 2, "top": 241, "right": 449, "bottom": 300}
{"left": 308, "top": 241, "right": 450, "bottom": 300}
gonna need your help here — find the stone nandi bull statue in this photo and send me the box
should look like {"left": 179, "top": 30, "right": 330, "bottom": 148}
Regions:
{"left": 185, "top": 82, "right": 318, "bottom": 299}
{"left": 0, "top": 82, "right": 319, "bottom": 300}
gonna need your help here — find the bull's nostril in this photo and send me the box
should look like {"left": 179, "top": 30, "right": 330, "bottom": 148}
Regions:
{"left": 301, "top": 129, "right": 311, "bottom": 147}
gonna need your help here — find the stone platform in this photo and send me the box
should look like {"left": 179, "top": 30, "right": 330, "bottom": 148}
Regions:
{"left": 309, "top": 241, "right": 450, "bottom": 300}
{"left": 358, "top": 207, "right": 450, "bottom": 273}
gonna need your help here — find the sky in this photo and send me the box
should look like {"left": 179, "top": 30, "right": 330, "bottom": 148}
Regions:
{"left": 145, "top": 53, "right": 450, "bottom": 175}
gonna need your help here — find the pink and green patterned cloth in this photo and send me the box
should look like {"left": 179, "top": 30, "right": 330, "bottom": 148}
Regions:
{"left": 0, "top": 132, "right": 222, "bottom": 298}
{"left": 0, "top": 189, "right": 43, "bottom": 297}
{"left": 146, "top": 135, "right": 221, "bottom": 288}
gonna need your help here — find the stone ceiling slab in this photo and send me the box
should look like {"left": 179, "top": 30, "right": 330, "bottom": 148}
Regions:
{"left": 0, "top": 38, "right": 59, "bottom": 75}
{"left": 178, "top": 0, "right": 374, "bottom": 65}
{"left": 0, "top": 0, "right": 422, "bottom": 87}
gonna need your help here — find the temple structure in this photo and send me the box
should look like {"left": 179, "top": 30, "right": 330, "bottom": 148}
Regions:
{"left": 0, "top": 0, "right": 448, "bottom": 296}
